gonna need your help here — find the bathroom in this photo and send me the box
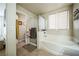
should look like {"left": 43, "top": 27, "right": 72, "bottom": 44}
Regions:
{"left": 0, "top": 3, "right": 79, "bottom": 56}
{"left": 16, "top": 3, "right": 79, "bottom": 56}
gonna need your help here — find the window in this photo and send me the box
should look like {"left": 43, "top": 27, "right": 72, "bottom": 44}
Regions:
{"left": 0, "top": 3, "right": 6, "bottom": 39}
{"left": 48, "top": 11, "right": 69, "bottom": 29}
{"left": 0, "top": 16, "right": 4, "bottom": 37}
{"left": 39, "top": 16, "right": 46, "bottom": 30}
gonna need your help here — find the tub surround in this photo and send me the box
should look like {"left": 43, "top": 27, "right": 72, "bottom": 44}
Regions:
{"left": 38, "top": 31, "right": 79, "bottom": 56}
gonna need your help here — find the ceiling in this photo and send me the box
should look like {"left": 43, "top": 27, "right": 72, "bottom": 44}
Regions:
{"left": 18, "top": 3, "right": 72, "bottom": 15}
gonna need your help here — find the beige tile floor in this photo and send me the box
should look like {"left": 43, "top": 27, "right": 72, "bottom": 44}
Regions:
{"left": 0, "top": 49, "right": 5, "bottom": 56}
{"left": 17, "top": 47, "right": 54, "bottom": 56}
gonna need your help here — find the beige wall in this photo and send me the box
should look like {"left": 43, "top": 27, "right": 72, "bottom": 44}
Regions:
{"left": 17, "top": 14, "right": 27, "bottom": 39}
{"left": 73, "top": 3, "right": 79, "bottom": 43}
{"left": 16, "top": 4, "right": 38, "bottom": 40}
{"left": 16, "top": 4, "right": 38, "bottom": 29}
{"left": 6, "top": 3, "right": 16, "bottom": 56}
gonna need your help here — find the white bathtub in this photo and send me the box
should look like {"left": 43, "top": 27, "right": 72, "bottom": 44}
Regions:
{"left": 39, "top": 34, "right": 79, "bottom": 56}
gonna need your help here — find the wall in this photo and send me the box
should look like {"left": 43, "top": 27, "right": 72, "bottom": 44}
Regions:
{"left": 16, "top": 5, "right": 38, "bottom": 29}
{"left": 6, "top": 3, "right": 16, "bottom": 56}
{"left": 73, "top": 3, "right": 79, "bottom": 43}
{"left": 17, "top": 14, "right": 27, "bottom": 40}
{"left": 16, "top": 5, "right": 38, "bottom": 40}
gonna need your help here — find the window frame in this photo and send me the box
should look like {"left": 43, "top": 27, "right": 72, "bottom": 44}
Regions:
{"left": 48, "top": 10, "right": 69, "bottom": 30}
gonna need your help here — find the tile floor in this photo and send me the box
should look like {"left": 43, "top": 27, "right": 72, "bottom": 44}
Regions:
{"left": 0, "top": 49, "right": 5, "bottom": 56}
{"left": 17, "top": 47, "right": 54, "bottom": 56}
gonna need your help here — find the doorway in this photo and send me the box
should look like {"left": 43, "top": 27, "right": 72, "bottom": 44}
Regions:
{"left": 16, "top": 12, "right": 37, "bottom": 55}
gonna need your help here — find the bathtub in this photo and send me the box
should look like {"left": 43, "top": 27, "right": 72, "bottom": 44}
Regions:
{"left": 38, "top": 34, "right": 79, "bottom": 56}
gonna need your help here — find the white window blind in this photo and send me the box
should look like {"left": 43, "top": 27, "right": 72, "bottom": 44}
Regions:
{"left": 48, "top": 11, "right": 69, "bottom": 29}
